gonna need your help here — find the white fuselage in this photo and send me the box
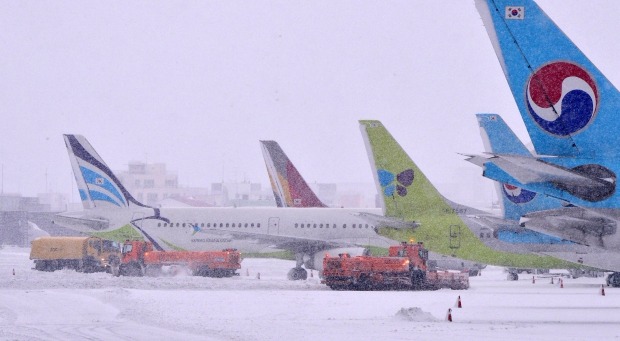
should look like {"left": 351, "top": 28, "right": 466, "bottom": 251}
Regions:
{"left": 60, "top": 206, "right": 394, "bottom": 253}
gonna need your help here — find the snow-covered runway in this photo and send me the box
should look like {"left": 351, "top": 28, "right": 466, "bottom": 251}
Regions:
{"left": 1, "top": 247, "right": 619, "bottom": 340}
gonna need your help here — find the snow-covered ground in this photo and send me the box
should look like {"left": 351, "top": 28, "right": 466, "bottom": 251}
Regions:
{"left": 1, "top": 246, "right": 619, "bottom": 340}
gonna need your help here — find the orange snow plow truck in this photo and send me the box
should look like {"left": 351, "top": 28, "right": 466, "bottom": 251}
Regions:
{"left": 117, "top": 240, "right": 242, "bottom": 277}
{"left": 322, "top": 242, "right": 469, "bottom": 290}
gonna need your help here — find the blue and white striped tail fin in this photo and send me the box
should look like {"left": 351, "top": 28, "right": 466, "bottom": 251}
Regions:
{"left": 476, "top": 0, "right": 620, "bottom": 157}
{"left": 476, "top": 114, "right": 565, "bottom": 221}
{"left": 64, "top": 134, "right": 144, "bottom": 210}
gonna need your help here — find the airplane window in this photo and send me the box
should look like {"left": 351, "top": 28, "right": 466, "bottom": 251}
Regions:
{"left": 232, "top": 223, "right": 236, "bottom": 227}
{"left": 219, "top": 223, "right": 223, "bottom": 227}
{"left": 163, "top": 223, "right": 167, "bottom": 227}
{"left": 314, "top": 224, "right": 317, "bottom": 228}
{"left": 176, "top": 223, "right": 180, "bottom": 227}
{"left": 157, "top": 223, "right": 161, "bottom": 227}
{"left": 251, "top": 223, "right": 255, "bottom": 227}
{"left": 365, "top": 224, "right": 369, "bottom": 228}
{"left": 353, "top": 224, "right": 356, "bottom": 228}
{"left": 244, "top": 223, "right": 247, "bottom": 228}
{"left": 257, "top": 223, "right": 260, "bottom": 228}
{"left": 226, "top": 223, "right": 229, "bottom": 228}
{"left": 182, "top": 223, "right": 186, "bottom": 227}
{"left": 343, "top": 224, "right": 346, "bottom": 228}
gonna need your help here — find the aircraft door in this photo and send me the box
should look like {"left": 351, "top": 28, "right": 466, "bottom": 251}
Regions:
{"left": 268, "top": 217, "right": 280, "bottom": 235}
{"left": 449, "top": 225, "right": 461, "bottom": 250}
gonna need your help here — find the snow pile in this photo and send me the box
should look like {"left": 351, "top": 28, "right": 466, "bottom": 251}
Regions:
{"left": 395, "top": 307, "right": 437, "bottom": 322}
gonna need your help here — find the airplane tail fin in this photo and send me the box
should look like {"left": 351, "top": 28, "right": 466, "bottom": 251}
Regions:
{"left": 476, "top": 114, "right": 565, "bottom": 221}
{"left": 260, "top": 140, "right": 327, "bottom": 208}
{"left": 359, "top": 120, "right": 448, "bottom": 220}
{"left": 476, "top": 0, "right": 620, "bottom": 157}
{"left": 64, "top": 134, "right": 145, "bottom": 210}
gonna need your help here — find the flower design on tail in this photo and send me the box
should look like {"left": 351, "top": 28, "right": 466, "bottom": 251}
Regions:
{"left": 378, "top": 169, "right": 414, "bottom": 197}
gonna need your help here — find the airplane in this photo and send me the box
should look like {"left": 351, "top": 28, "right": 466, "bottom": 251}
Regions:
{"left": 359, "top": 119, "right": 592, "bottom": 279}
{"left": 468, "top": 0, "right": 620, "bottom": 285}
{"left": 261, "top": 139, "right": 487, "bottom": 274}
{"left": 53, "top": 134, "right": 416, "bottom": 280}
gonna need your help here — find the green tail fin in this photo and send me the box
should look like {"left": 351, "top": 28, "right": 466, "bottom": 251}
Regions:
{"left": 360, "top": 120, "right": 448, "bottom": 220}
{"left": 359, "top": 120, "right": 577, "bottom": 269}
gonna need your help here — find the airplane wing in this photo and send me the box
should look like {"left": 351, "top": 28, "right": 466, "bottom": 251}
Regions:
{"left": 539, "top": 250, "right": 620, "bottom": 272}
{"left": 353, "top": 212, "right": 419, "bottom": 229}
{"left": 201, "top": 227, "right": 389, "bottom": 255}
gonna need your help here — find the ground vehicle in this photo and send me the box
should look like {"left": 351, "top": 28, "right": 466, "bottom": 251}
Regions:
{"left": 322, "top": 242, "right": 469, "bottom": 290}
{"left": 118, "top": 240, "right": 242, "bottom": 277}
{"left": 30, "top": 236, "right": 120, "bottom": 273}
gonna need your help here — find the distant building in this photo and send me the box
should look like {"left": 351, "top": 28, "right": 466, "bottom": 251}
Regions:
{"left": 210, "top": 181, "right": 274, "bottom": 207}
{"left": 116, "top": 161, "right": 208, "bottom": 207}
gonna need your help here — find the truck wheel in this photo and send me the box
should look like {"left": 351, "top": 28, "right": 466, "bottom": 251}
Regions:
{"left": 410, "top": 270, "right": 426, "bottom": 290}
{"left": 355, "top": 275, "right": 371, "bottom": 291}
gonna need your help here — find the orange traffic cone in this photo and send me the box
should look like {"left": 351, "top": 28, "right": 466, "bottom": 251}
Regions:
{"left": 532, "top": 276, "right": 535, "bottom": 284}
{"left": 456, "top": 296, "right": 462, "bottom": 308}
{"left": 560, "top": 278, "right": 564, "bottom": 288}
{"left": 601, "top": 284, "right": 606, "bottom": 296}
{"left": 446, "top": 308, "right": 452, "bottom": 322}
{"left": 550, "top": 277, "right": 554, "bottom": 284}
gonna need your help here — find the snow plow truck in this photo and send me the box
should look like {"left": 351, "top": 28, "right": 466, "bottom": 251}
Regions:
{"left": 30, "top": 236, "right": 121, "bottom": 273}
{"left": 117, "top": 240, "right": 242, "bottom": 277}
{"left": 322, "top": 241, "right": 469, "bottom": 290}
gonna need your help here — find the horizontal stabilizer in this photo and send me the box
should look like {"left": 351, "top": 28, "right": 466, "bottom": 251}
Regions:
{"left": 466, "top": 153, "right": 613, "bottom": 189}
{"left": 52, "top": 213, "right": 110, "bottom": 232}
{"left": 520, "top": 207, "right": 617, "bottom": 246}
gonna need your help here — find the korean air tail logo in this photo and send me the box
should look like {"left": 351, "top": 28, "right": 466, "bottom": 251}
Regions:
{"left": 378, "top": 169, "right": 414, "bottom": 197}
{"left": 526, "top": 61, "right": 598, "bottom": 136}
{"left": 502, "top": 184, "right": 536, "bottom": 204}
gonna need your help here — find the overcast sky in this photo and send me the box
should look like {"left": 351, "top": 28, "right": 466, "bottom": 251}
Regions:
{"left": 1, "top": 1, "right": 619, "bottom": 205}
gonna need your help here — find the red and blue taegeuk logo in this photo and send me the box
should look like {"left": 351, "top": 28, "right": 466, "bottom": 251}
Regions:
{"left": 526, "top": 61, "right": 598, "bottom": 136}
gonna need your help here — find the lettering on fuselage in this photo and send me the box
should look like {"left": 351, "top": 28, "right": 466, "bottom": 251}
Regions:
{"left": 444, "top": 208, "right": 467, "bottom": 214}
{"left": 191, "top": 238, "right": 233, "bottom": 243}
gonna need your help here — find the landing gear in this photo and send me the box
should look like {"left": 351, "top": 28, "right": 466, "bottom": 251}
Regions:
{"left": 288, "top": 253, "right": 309, "bottom": 280}
{"left": 507, "top": 269, "right": 519, "bottom": 281}
{"left": 288, "top": 267, "right": 308, "bottom": 280}
{"left": 607, "top": 272, "right": 620, "bottom": 287}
